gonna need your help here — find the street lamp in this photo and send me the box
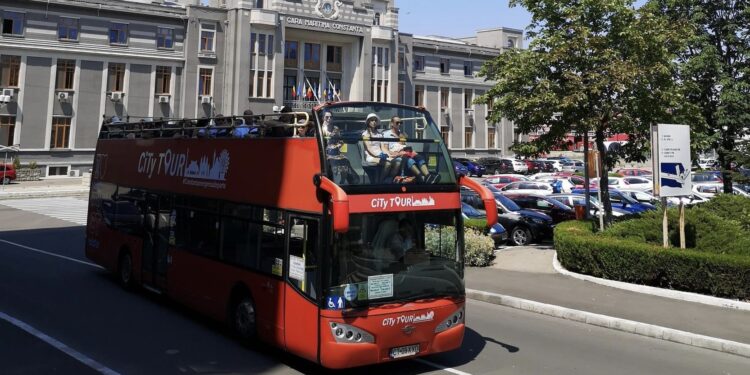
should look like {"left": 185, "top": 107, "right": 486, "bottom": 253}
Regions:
{"left": 1, "top": 144, "right": 20, "bottom": 189}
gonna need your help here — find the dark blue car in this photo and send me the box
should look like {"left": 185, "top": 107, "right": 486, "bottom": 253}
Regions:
{"left": 455, "top": 158, "right": 487, "bottom": 177}
{"left": 461, "top": 202, "right": 508, "bottom": 247}
{"left": 571, "top": 188, "right": 656, "bottom": 213}
{"left": 452, "top": 160, "right": 470, "bottom": 176}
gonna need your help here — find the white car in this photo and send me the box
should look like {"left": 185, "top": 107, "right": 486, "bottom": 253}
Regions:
{"left": 602, "top": 176, "right": 653, "bottom": 191}
{"left": 502, "top": 158, "right": 528, "bottom": 173}
{"left": 692, "top": 183, "right": 749, "bottom": 198}
{"left": 535, "top": 177, "right": 574, "bottom": 193}
{"left": 529, "top": 172, "right": 556, "bottom": 180}
{"left": 500, "top": 181, "right": 554, "bottom": 195}
{"left": 643, "top": 189, "right": 710, "bottom": 206}
{"left": 698, "top": 159, "right": 717, "bottom": 170}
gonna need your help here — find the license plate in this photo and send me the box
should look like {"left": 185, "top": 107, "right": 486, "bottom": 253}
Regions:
{"left": 390, "top": 344, "right": 420, "bottom": 359}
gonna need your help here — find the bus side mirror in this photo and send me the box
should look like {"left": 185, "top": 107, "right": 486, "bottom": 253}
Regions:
{"left": 458, "top": 175, "right": 498, "bottom": 227}
{"left": 315, "top": 175, "right": 349, "bottom": 233}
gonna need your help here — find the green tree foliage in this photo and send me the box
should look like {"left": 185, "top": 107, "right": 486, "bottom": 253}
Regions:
{"left": 477, "top": 0, "right": 684, "bottom": 225}
{"left": 647, "top": 0, "right": 750, "bottom": 194}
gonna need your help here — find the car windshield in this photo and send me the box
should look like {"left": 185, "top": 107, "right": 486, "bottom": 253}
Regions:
{"left": 326, "top": 210, "right": 463, "bottom": 308}
{"left": 483, "top": 184, "right": 501, "bottom": 193}
{"left": 496, "top": 194, "right": 521, "bottom": 211}
{"left": 316, "top": 103, "right": 454, "bottom": 187}
{"left": 461, "top": 202, "right": 484, "bottom": 218}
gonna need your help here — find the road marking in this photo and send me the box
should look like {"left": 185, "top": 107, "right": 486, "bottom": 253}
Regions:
{"left": 0, "top": 197, "right": 88, "bottom": 225}
{"left": 0, "top": 239, "right": 102, "bottom": 269}
{"left": 413, "top": 358, "right": 472, "bottom": 375}
{"left": 0, "top": 311, "right": 120, "bottom": 375}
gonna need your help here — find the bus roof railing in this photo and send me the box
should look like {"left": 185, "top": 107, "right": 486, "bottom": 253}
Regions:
{"left": 99, "top": 112, "right": 310, "bottom": 140}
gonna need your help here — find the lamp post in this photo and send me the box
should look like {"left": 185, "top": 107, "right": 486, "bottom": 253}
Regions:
{"left": 1, "top": 144, "right": 20, "bottom": 190}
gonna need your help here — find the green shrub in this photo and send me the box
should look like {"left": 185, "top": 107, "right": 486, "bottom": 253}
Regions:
{"left": 701, "top": 194, "right": 750, "bottom": 231}
{"left": 13, "top": 156, "right": 20, "bottom": 170}
{"left": 464, "top": 228, "right": 495, "bottom": 267}
{"left": 555, "top": 221, "right": 750, "bottom": 299}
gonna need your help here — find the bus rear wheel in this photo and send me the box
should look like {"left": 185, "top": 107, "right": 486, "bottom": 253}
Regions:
{"left": 118, "top": 251, "right": 134, "bottom": 290}
{"left": 231, "top": 295, "right": 257, "bottom": 342}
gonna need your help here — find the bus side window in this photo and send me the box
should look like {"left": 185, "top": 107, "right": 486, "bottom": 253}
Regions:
{"left": 288, "top": 217, "right": 319, "bottom": 300}
{"left": 260, "top": 224, "right": 285, "bottom": 277}
{"left": 220, "top": 217, "right": 260, "bottom": 270}
{"left": 177, "top": 207, "right": 220, "bottom": 258}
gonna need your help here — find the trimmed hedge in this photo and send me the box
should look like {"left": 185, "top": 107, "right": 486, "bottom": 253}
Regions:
{"left": 464, "top": 228, "right": 496, "bottom": 267}
{"left": 700, "top": 194, "right": 750, "bottom": 231}
{"left": 555, "top": 220, "right": 750, "bottom": 300}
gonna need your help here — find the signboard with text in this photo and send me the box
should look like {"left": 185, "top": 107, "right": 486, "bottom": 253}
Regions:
{"left": 652, "top": 124, "right": 692, "bottom": 197}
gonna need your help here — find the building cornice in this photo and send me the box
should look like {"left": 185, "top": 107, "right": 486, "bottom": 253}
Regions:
{"left": 22, "top": 0, "right": 186, "bottom": 19}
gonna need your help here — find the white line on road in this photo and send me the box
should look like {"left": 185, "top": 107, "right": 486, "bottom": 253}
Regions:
{"left": 0, "top": 239, "right": 102, "bottom": 269}
{"left": 0, "top": 311, "right": 120, "bottom": 375}
{"left": 413, "top": 358, "right": 472, "bottom": 375}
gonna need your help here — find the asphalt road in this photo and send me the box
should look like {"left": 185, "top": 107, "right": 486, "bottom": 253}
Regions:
{"left": 0, "top": 201, "right": 747, "bottom": 374}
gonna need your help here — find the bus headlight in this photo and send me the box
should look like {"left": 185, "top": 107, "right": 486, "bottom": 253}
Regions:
{"left": 329, "top": 322, "right": 375, "bottom": 343}
{"left": 434, "top": 308, "right": 464, "bottom": 333}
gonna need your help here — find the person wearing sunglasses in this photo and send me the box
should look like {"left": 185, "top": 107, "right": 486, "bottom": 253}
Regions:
{"left": 383, "top": 116, "right": 439, "bottom": 184}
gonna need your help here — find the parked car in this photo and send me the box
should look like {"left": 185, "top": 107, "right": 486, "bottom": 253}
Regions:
{"left": 692, "top": 171, "right": 722, "bottom": 183}
{"left": 504, "top": 193, "right": 576, "bottom": 224}
{"left": 500, "top": 181, "right": 554, "bottom": 195}
{"left": 548, "top": 194, "right": 630, "bottom": 217}
{"left": 452, "top": 159, "right": 469, "bottom": 176}
{"left": 531, "top": 160, "right": 555, "bottom": 173}
{"left": 476, "top": 157, "right": 514, "bottom": 175}
{"left": 461, "top": 188, "right": 554, "bottom": 246}
{"left": 642, "top": 189, "right": 710, "bottom": 206}
{"left": 454, "top": 158, "right": 486, "bottom": 177}
{"left": 0, "top": 164, "right": 16, "bottom": 185}
{"left": 698, "top": 158, "right": 717, "bottom": 170}
{"left": 616, "top": 168, "right": 652, "bottom": 177}
{"left": 618, "top": 189, "right": 660, "bottom": 205}
{"left": 605, "top": 176, "right": 652, "bottom": 191}
{"left": 692, "top": 183, "right": 750, "bottom": 198}
{"left": 483, "top": 174, "right": 528, "bottom": 189}
{"left": 461, "top": 202, "right": 508, "bottom": 247}
{"left": 571, "top": 188, "right": 657, "bottom": 213}
{"left": 503, "top": 158, "right": 529, "bottom": 173}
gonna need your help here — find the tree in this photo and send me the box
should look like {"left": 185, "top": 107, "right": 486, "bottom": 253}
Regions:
{"left": 478, "top": 0, "right": 684, "bottom": 224}
{"left": 647, "top": 0, "right": 750, "bottom": 194}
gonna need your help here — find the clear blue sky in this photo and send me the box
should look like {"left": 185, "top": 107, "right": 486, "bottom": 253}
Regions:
{"left": 397, "top": 0, "right": 648, "bottom": 40}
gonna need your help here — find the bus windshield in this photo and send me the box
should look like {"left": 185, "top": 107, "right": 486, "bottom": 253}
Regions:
{"left": 316, "top": 103, "right": 455, "bottom": 187}
{"left": 326, "top": 210, "right": 463, "bottom": 308}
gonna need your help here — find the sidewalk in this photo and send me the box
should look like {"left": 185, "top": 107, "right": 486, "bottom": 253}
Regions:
{"left": 0, "top": 177, "right": 89, "bottom": 200}
{"left": 465, "top": 245, "right": 750, "bottom": 356}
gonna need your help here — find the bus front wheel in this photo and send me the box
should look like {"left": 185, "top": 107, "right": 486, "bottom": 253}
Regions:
{"left": 118, "top": 251, "right": 134, "bottom": 290}
{"left": 232, "top": 295, "right": 257, "bottom": 342}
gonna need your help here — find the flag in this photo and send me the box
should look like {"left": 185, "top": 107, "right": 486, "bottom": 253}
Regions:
{"left": 297, "top": 81, "right": 304, "bottom": 99}
{"left": 306, "top": 85, "right": 313, "bottom": 99}
{"left": 291, "top": 85, "right": 296, "bottom": 99}
{"left": 316, "top": 83, "right": 321, "bottom": 100}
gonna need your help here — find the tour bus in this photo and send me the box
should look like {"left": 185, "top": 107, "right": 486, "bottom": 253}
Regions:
{"left": 85, "top": 102, "right": 497, "bottom": 369}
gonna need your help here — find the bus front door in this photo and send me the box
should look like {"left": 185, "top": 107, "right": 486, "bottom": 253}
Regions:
{"left": 284, "top": 216, "right": 320, "bottom": 363}
{"left": 141, "top": 194, "right": 170, "bottom": 291}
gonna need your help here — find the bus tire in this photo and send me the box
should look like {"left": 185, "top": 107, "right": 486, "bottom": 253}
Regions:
{"left": 230, "top": 293, "right": 257, "bottom": 342}
{"left": 117, "top": 250, "right": 135, "bottom": 290}
{"left": 510, "top": 226, "right": 532, "bottom": 246}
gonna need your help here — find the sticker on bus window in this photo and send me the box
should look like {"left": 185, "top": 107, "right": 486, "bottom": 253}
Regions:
{"left": 357, "top": 283, "right": 368, "bottom": 300}
{"left": 327, "top": 296, "right": 345, "bottom": 310}
{"left": 289, "top": 255, "right": 305, "bottom": 282}
{"left": 343, "top": 284, "right": 358, "bottom": 302}
{"left": 340, "top": 144, "right": 347, "bottom": 153}
{"left": 272, "top": 258, "right": 283, "bottom": 277}
{"left": 367, "top": 274, "right": 393, "bottom": 299}
{"left": 428, "top": 155, "right": 437, "bottom": 168}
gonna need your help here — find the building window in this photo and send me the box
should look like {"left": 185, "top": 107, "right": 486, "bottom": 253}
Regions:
{"left": 254, "top": 0, "right": 264, "bottom": 8}
{"left": 398, "top": 51, "right": 405, "bottom": 72}
{"left": 383, "top": 48, "right": 389, "bottom": 68}
{"left": 109, "top": 23, "right": 128, "bottom": 45}
{"left": 0, "top": 116, "right": 15, "bottom": 146}
{"left": 283, "top": 74, "right": 296, "bottom": 101}
{"left": 326, "top": 45, "right": 342, "bottom": 72}
{"left": 373, "top": 13, "right": 380, "bottom": 26}
{"left": 304, "top": 43, "right": 320, "bottom": 70}
{"left": 464, "top": 89, "right": 473, "bottom": 109}
{"left": 372, "top": 47, "right": 386, "bottom": 66}
{"left": 157, "top": 27, "right": 174, "bottom": 49}
{"left": 155, "top": 66, "right": 171, "bottom": 95}
{"left": 0, "top": 55, "right": 21, "bottom": 87}
{"left": 398, "top": 82, "right": 405, "bottom": 105}
{"left": 440, "top": 58, "right": 450, "bottom": 74}
{"left": 440, "top": 87, "right": 449, "bottom": 108}
{"left": 56, "top": 60, "right": 76, "bottom": 90}
{"left": 199, "top": 68, "right": 213, "bottom": 96}
{"left": 488, "top": 127, "right": 496, "bottom": 148}
{"left": 50, "top": 117, "right": 71, "bottom": 149}
{"left": 2, "top": 11, "right": 24, "bottom": 36}
{"left": 414, "top": 85, "right": 424, "bottom": 107}
{"left": 465, "top": 128, "right": 473, "bottom": 149}
{"left": 464, "top": 61, "right": 473, "bottom": 76}
{"left": 107, "top": 63, "right": 126, "bottom": 92}
{"left": 250, "top": 34, "right": 274, "bottom": 98}
{"left": 414, "top": 56, "right": 424, "bottom": 72}
{"left": 507, "top": 38, "right": 516, "bottom": 48}
{"left": 58, "top": 17, "right": 79, "bottom": 41}
{"left": 440, "top": 126, "right": 449, "bottom": 145}
{"left": 285, "top": 41, "right": 298, "bottom": 68}
{"left": 200, "top": 23, "right": 215, "bottom": 52}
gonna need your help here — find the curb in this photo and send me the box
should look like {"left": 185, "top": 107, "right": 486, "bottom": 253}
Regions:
{"left": 0, "top": 189, "right": 89, "bottom": 200}
{"left": 466, "top": 289, "right": 750, "bottom": 359}
{"left": 552, "top": 252, "right": 750, "bottom": 312}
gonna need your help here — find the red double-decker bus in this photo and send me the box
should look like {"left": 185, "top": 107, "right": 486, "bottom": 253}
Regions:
{"left": 85, "top": 102, "right": 497, "bottom": 369}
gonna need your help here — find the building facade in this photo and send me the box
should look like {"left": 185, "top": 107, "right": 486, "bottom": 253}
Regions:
{"left": 0, "top": 0, "right": 522, "bottom": 176}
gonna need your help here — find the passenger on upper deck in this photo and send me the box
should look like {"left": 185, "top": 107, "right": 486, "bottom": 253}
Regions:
{"left": 321, "top": 112, "right": 359, "bottom": 184}
{"left": 361, "top": 113, "right": 393, "bottom": 182}
{"left": 383, "top": 116, "right": 438, "bottom": 184}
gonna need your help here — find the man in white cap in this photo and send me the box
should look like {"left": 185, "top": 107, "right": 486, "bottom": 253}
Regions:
{"left": 361, "top": 113, "right": 393, "bottom": 182}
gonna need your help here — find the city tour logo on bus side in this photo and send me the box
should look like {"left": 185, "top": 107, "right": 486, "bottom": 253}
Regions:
{"left": 136, "top": 148, "right": 230, "bottom": 189}
{"left": 382, "top": 311, "right": 435, "bottom": 327}
{"left": 370, "top": 195, "right": 436, "bottom": 210}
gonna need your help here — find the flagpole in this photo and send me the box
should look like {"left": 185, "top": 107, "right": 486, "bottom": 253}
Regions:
{"left": 328, "top": 79, "right": 341, "bottom": 102}
{"left": 305, "top": 77, "right": 321, "bottom": 104}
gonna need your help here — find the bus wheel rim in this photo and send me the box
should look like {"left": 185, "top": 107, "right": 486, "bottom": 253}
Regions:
{"left": 236, "top": 301, "right": 255, "bottom": 334}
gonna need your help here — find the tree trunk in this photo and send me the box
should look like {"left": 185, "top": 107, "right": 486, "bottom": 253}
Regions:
{"left": 595, "top": 128, "right": 613, "bottom": 226}
{"left": 719, "top": 136, "right": 734, "bottom": 194}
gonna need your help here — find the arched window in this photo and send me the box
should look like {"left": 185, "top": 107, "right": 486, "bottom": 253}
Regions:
{"left": 506, "top": 38, "right": 515, "bottom": 48}
{"left": 374, "top": 13, "right": 381, "bottom": 26}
